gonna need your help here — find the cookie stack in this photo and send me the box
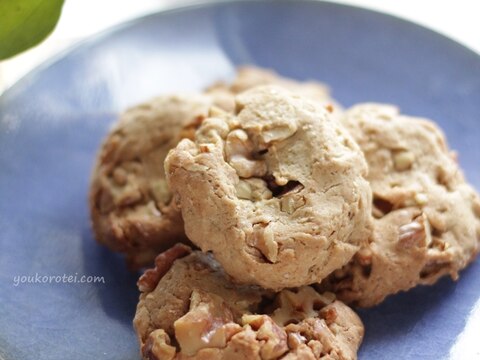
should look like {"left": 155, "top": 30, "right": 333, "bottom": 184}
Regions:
{"left": 89, "top": 67, "right": 480, "bottom": 360}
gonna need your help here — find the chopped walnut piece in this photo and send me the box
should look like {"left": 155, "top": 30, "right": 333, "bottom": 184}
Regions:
{"left": 225, "top": 129, "right": 267, "bottom": 178}
{"left": 174, "top": 290, "right": 242, "bottom": 356}
{"left": 354, "top": 247, "right": 373, "bottom": 266}
{"left": 142, "top": 329, "right": 176, "bottom": 360}
{"left": 136, "top": 249, "right": 364, "bottom": 360}
{"left": 199, "top": 143, "right": 215, "bottom": 153}
{"left": 236, "top": 178, "right": 273, "bottom": 201}
{"left": 429, "top": 237, "right": 450, "bottom": 251}
{"left": 287, "top": 332, "right": 307, "bottom": 349}
{"left": 235, "top": 180, "right": 252, "bottom": 200}
{"left": 208, "top": 105, "right": 228, "bottom": 118}
{"left": 393, "top": 150, "right": 415, "bottom": 171}
{"left": 280, "top": 195, "right": 306, "bottom": 214}
{"left": 242, "top": 315, "right": 289, "bottom": 359}
{"left": 260, "top": 123, "right": 297, "bottom": 144}
{"left": 307, "top": 338, "right": 324, "bottom": 358}
{"left": 272, "top": 287, "right": 334, "bottom": 326}
{"left": 414, "top": 192, "right": 428, "bottom": 205}
{"left": 184, "top": 162, "right": 209, "bottom": 172}
{"left": 137, "top": 244, "right": 191, "bottom": 292}
{"left": 111, "top": 179, "right": 143, "bottom": 207}
{"left": 284, "top": 318, "right": 331, "bottom": 354}
{"left": 195, "top": 117, "right": 230, "bottom": 144}
{"left": 319, "top": 306, "right": 338, "bottom": 325}
{"left": 254, "top": 226, "right": 279, "bottom": 263}
{"left": 398, "top": 213, "right": 431, "bottom": 249}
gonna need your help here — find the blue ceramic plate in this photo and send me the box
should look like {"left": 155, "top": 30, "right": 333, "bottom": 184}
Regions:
{"left": 1, "top": 1, "right": 479, "bottom": 359}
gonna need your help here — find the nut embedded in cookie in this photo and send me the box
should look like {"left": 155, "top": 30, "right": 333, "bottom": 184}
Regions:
{"left": 89, "top": 66, "right": 343, "bottom": 269}
{"left": 164, "top": 85, "right": 372, "bottom": 290}
{"left": 134, "top": 247, "right": 365, "bottom": 360}
{"left": 89, "top": 93, "right": 233, "bottom": 268}
{"left": 320, "top": 104, "right": 480, "bottom": 307}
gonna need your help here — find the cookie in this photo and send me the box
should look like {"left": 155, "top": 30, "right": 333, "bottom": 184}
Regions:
{"left": 164, "top": 86, "right": 372, "bottom": 290}
{"left": 89, "top": 67, "right": 340, "bottom": 269}
{"left": 321, "top": 104, "right": 480, "bottom": 307}
{"left": 89, "top": 94, "right": 233, "bottom": 268}
{"left": 134, "top": 245, "right": 364, "bottom": 360}
{"left": 207, "top": 66, "right": 342, "bottom": 111}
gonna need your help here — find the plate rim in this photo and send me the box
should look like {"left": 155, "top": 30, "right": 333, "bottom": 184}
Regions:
{"left": 1, "top": 0, "right": 480, "bottom": 103}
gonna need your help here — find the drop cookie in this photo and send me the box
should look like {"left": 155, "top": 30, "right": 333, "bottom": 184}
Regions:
{"left": 321, "top": 104, "right": 480, "bottom": 307}
{"left": 134, "top": 245, "right": 364, "bottom": 360}
{"left": 89, "top": 66, "right": 340, "bottom": 269}
{"left": 165, "top": 86, "right": 372, "bottom": 290}
{"left": 89, "top": 94, "right": 233, "bottom": 268}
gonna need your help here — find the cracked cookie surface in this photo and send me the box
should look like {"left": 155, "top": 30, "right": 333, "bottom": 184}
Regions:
{"left": 134, "top": 245, "right": 364, "bottom": 360}
{"left": 165, "top": 86, "right": 372, "bottom": 290}
{"left": 89, "top": 94, "right": 233, "bottom": 268}
{"left": 321, "top": 104, "right": 480, "bottom": 307}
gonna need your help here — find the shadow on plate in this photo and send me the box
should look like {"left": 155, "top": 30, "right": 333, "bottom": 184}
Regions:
{"left": 81, "top": 226, "right": 140, "bottom": 328}
{"left": 358, "top": 259, "right": 479, "bottom": 355}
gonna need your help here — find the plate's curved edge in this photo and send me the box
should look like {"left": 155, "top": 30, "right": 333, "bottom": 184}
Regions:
{"left": 1, "top": 0, "right": 480, "bottom": 104}
{"left": 0, "top": 0, "right": 230, "bottom": 102}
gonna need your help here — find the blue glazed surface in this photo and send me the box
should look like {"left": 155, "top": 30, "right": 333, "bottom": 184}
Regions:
{"left": 1, "top": 1, "right": 479, "bottom": 359}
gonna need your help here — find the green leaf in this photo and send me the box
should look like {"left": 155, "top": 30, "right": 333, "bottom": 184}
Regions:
{"left": 0, "top": 0, "right": 64, "bottom": 60}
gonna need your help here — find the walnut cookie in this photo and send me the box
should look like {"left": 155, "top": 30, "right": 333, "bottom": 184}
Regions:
{"left": 89, "top": 67, "right": 341, "bottom": 269}
{"left": 134, "top": 245, "right": 364, "bottom": 360}
{"left": 165, "top": 85, "right": 372, "bottom": 290}
{"left": 320, "top": 104, "right": 480, "bottom": 307}
{"left": 89, "top": 94, "right": 235, "bottom": 268}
